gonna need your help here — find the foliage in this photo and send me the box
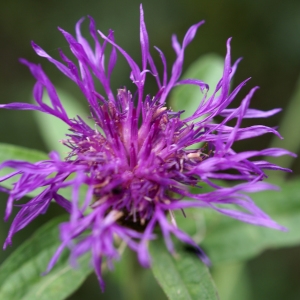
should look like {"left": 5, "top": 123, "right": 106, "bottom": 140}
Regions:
{"left": 0, "top": 54, "right": 299, "bottom": 300}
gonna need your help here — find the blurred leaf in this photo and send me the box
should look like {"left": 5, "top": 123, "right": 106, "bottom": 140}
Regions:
{"left": 113, "top": 247, "right": 149, "bottom": 300}
{"left": 0, "top": 143, "right": 48, "bottom": 163}
{"left": 176, "top": 178, "right": 300, "bottom": 264}
{"left": 32, "top": 88, "right": 91, "bottom": 157}
{"left": 0, "top": 143, "right": 48, "bottom": 197}
{"left": 149, "top": 236, "right": 219, "bottom": 300}
{"left": 212, "top": 262, "right": 252, "bottom": 300}
{"left": 0, "top": 215, "right": 92, "bottom": 300}
{"left": 170, "top": 54, "right": 224, "bottom": 120}
{"left": 268, "top": 75, "right": 300, "bottom": 170}
{"left": 0, "top": 143, "right": 88, "bottom": 207}
{"left": 112, "top": 246, "right": 167, "bottom": 300}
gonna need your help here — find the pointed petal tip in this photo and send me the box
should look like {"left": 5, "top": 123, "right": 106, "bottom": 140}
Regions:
{"left": 4, "top": 206, "right": 12, "bottom": 222}
{"left": 236, "top": 56, "right": 243, "bottom": 63}
{"left": 31, "top": 41, "right": 47, "bottom": 56}
{"left": 278, "top": 225, "right": 288, "bottom": 232}
{"left": 75, "top": 17, "right": 86, "bottom": 31}
{"left": 225, "top": 37, "right": 232, "bottom": 52}
{"left": 18, "top": 58, "right": 28, "bottom": 65}
{"left": 31, "top": 40, "right": 37, "bottom": 47}
{"left": 57, "top": 26, "right": 66, "bottom": 34}
{"left": 41, "top": 270, "right": 49, "bottom": 276}
{"left": 100, "top": 281, "right": 105, "bottom": 293}
{"left": 77, "top": 16, "right": 86, "bottom": 24}
{"left": 200, "top": 253, "right": 211, "bottom": 267}
{"left": 198, "top": 20, "right": 205, "bottom": 26}
{"left": 3, "top": 238, "right": 12, "bottom": 250}
{"left": 87, "top": 15, "right": 95, "bottom": 22}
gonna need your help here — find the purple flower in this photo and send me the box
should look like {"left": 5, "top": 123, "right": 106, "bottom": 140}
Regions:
{"left": 0, "top": 5, "right": 295, "bottom": 289}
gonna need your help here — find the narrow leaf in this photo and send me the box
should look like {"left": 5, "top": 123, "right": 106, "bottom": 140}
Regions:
{"left": 176, "top": 178, "right": 300, "bottom": 264}
{"left": 32, "top": 88, "right": 91, "bottom": 157}
{"left": 0, "top": 143, "right": 87, "bottom": 204}
{"left": 170, "top": 54, "right": 224, "bottom": 120}
{"left": 212, "top": 262, "right": 252, "bottom": 300}
{"left": 0, "top": 143, "right": 48, "bottom": 163}
{"left": 0, "top": 215, "right": 93, "bottom": 300}
{"left": 268, "top": 74, "right": 300, "bottom": 170}
{"left": 0, "top": 143, "right": 48, "bottom": 197}
{"left": 150, "top": 236, "right": 219, "bottom": 300}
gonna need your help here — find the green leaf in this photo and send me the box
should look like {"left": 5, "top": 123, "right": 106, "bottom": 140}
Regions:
{"left": 112, "top": 247, "right": 167, "bottom": 300}
{"left": 176, "top": 178, "right": 300, "bottom": 264}
{"left": 149, "top": 236, "right": 219, "bottom": 300}
{"left": 32, "top": 88, "right": 92, "bottom": 157}
{"left": 212, "top": 262, "right": 252, "bottom": 300}
{"left": 170, "top": 54, "right": 224, "bottom": 120}
{"left": 268, "top": 74, "right": 300, "bottom": 170}
{"left": 0, "top": 142, "right": 87, "bottom": 205}
{"left": 0, "top": 143, "right": 48, "bottom": 197}
{"left": 0, "top": 215, "right": 93, "bottom": 300}
{"left": 0, "top": 143, "right": 48, "bottom": 163}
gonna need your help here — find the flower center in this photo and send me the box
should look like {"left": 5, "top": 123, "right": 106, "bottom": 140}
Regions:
{"left": 63, "top": 88, "right": 212, "bottom": 226}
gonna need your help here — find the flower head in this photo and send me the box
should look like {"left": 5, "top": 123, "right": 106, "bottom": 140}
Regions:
{"left": 0, "top": 5, "right": 294, "bottom": 290}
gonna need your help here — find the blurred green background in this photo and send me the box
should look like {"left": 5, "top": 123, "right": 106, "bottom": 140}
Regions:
{"left": 0, "top": 0, "right": 300, "bottom": 299}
